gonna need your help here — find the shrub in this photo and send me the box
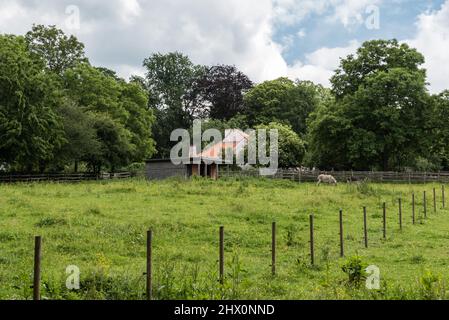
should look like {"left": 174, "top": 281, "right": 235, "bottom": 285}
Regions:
{"left": 419, "top": 270, "right": 443, "bottom": 300}
{"left": 341, "top": 255, "right": 368, "bottom": 287}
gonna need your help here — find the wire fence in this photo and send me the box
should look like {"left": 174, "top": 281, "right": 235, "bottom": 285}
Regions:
{"left": 219, "top": 169, "right": 449, "bottom": 184}
{"left": 26, "top": 185, "right": 447, "bottom": 300}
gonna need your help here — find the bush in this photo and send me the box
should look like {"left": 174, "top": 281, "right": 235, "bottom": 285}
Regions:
{"left": 413, "top": 156, "right": 441, "bottom": 172}
{"left": 419, "top": 270, "right": 443, "bottom": 300}
{"left": 341, "top": 255, "right": 368, "bottom": 287}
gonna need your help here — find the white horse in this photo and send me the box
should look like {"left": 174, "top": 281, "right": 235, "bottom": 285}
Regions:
{"left": 317, "top": 174, "right": 337, "bottom": 186}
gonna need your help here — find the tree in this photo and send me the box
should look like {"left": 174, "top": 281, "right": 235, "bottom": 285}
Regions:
{"left": 63, "top": 63, "right": 155, "bottom": 168}
{"left": 63, "top": 63, "right": 127, "bottom": 120}
{"left": 25, "top": 24, "right": 88, "bottom": 75}
{"left": 90, "top": 113, "right": 135, "bottom": 173}
{"left": 53, "top": 100, "right": 101, "bottom": 172}
{"left": 192, "top": 65, "right": 253, "bottom": 120}
{"left": 427, "top": 91, "right": 449, "bottom": 170}
{"left": 306, "top": 100, "right": 351, "bottom": 170}
{"left": 1, "top": 26, "right": 155, "bottom": 173}
{"left": 120, "top": 81, "right": 156, "bottom": 162}
{"left": 244, "top": 78, "right": 319, "bottom": 135}
{"left": 331, "top": 39, "right": 425, "bottom": 99}
{"left": 308, "top": 40, "right": 430, "bottom": 170}
{"left": 143, "top": 52, "right": 204, "bottom": 157}
{"left": 0, "top": 35, "right": 64, "bottom": 172}
{"left": 255, "top": 122, "right": 306, "bottom": 168}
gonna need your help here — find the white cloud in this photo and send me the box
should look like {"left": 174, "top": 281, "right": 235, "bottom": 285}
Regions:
{"left": 0, "top": 0, "right": 372, "bottom": 85}
{"left": 0, "top": 0, "right": 288, "bottom": 82}
{"left": 273, "top": 0, "right": 382, "bottom": 27}
{"left": 0, "top": 0, "right": 66, "bottom": 34}
{"left": 0, "top": 1, "right": 25, "bottom": 22}
{"left": 117, "top": 0, "right": 142, "bottom": 24}
{"left": 286, "top": 40, "right": 359, "bottom": 86}
{"left": 0, "top": 0, "right": 447, "bottom": 93}
{"left": 407, "top": 1, "right": 449, "bottom": 93}
{"left": 330, "top": 0, "right": 382, "bottom": 27}
{"left": 273, "top": 0, "right": 328, "bottom": 25}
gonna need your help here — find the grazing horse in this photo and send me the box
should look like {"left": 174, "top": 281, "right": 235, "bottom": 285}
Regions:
{"left": 317, "top": 174, "right": 337, "bottom": 186}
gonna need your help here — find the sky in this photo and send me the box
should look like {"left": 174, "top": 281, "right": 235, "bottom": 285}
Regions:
{"left": 0, "top": 0, "right": 448, "bottom": 93}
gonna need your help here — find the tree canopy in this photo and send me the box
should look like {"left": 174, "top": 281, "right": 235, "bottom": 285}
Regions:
{"left": 1, "top": 26, "right": 155, "bottom": 173}
{"left": 0, "top": 34, "right": 64, "bottom": 171}
{"left": 308, "top": 40, "right": 431, "bottom": 171}
{"left": 143, "top": 52, "right": 203, "bottom": 158}
{"left": 192, "top": 65, "right": 253, "bottom": 120}
{"left": 255, "top": 122, "right": 306, "bottom": 168}
{"left": 2, "top": 24, "right": 449, "bottom": 173}
{"left": 244, "top": 78, "right": 319, "bottom": 135}
{"left": 25, "top": 24, "right": 88, "bottom": 75}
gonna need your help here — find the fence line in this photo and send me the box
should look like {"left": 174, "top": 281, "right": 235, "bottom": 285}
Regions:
{"left": 219, "top": 169, "right": 449, "bottom": 184}
{"left": 0, "top": 172, "right": 135, "bottom": 183}
{"left": 26, "top": 185, "right": 446, "bottom": 300}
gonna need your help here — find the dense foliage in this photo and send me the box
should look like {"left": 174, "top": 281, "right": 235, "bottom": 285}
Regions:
{"left": 244, "top": 77, "right": 319, "bottom": 135}
{"left": 1, "top": 25, "right": 155, "bottom": 173}
{"left": 254, "top": 122, "right": 306, "bottom": 168}
{"left": 307, "top": 40, "right": 437, "bottom": 171}
{"left": 1, "top": 26, "right": 448, "bottom": 172}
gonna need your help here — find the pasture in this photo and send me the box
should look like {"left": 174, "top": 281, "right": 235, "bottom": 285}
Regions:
{"left": 1, "top": 177, "right": 449, "bottom": 300}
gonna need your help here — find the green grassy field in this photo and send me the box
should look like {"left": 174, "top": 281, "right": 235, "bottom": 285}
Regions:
{"left": 1, "top": 177, "right": 449, "bottom": 300}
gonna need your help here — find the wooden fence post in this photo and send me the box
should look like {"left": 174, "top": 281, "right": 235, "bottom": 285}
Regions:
{"left": 146, "top": 230, "right": 153, "bottom": 300}
{"left": 339, "top": 210, "right": 344, "bottom": 257}
{"left": 219, "top": 226, "right": 224, "bottom": 284}
{"left": 309, "top": 215, "right": 315, "bottom": 266}
{"left": 383, "top": 202, "right": 387, "bottom": 239}
{"left": 412, "top": 193, "right": 416, "bottom": 225}
{"left": 433, "top": 188, "right": 437, "bottom": 213}
{"left": 271, "top": 222, "right": 276, "bottom": 276}
{"left": 33, "top": 236, "right": 42, "bottom": 301}
{"left": 443, "top": 185, "right": 446, "bottom": 209}
{"left": 398, "top": 198, "right": 402, "bottom": 231}
{"left": 363, "top": 207, "right": 368, "bottom": 248}
{"left": 424, "top": 191, "right": 427, "bottom": 218}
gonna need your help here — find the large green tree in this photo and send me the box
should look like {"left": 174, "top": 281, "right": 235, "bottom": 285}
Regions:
{"left": 427, "top": 91, "right": 449, "bottom": 170}
{"left": 63, "top": 63, "right": 127, "bottom": 120}
{"left": 54, "top": 100, "right": 101, "bottom": 172}
{"left": 308, "top": 39, "right": 430, "bottom": 170}
{"left": 62, "top": 63, "right": 155, "bottom": 170}
{"left": 25, "top": 24, "right": 88, "bottom": 75}
{"left": 1, "top": 25, "right": 156, "bottom": 174}
{"left": 0, "top": 34, "right": 64, "bottom": 171}
{"left": 244, "top": 78, "right": 319, "bottom": 135}
{"left": 143, "top": 52, "right": 204, "bottom": 157}
{"left": 90, "top": 113, "right": 135, "bottom": 173}
{"left": 331, "top": 39, "right": 425, "bottom": 99}
{"left": 121, "top": 81, "right": 156, "bottom": 162}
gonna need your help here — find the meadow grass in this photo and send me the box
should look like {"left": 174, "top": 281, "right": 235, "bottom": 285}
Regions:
{"left": 1, "top": 177, "right": 449, "bottom": 300}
